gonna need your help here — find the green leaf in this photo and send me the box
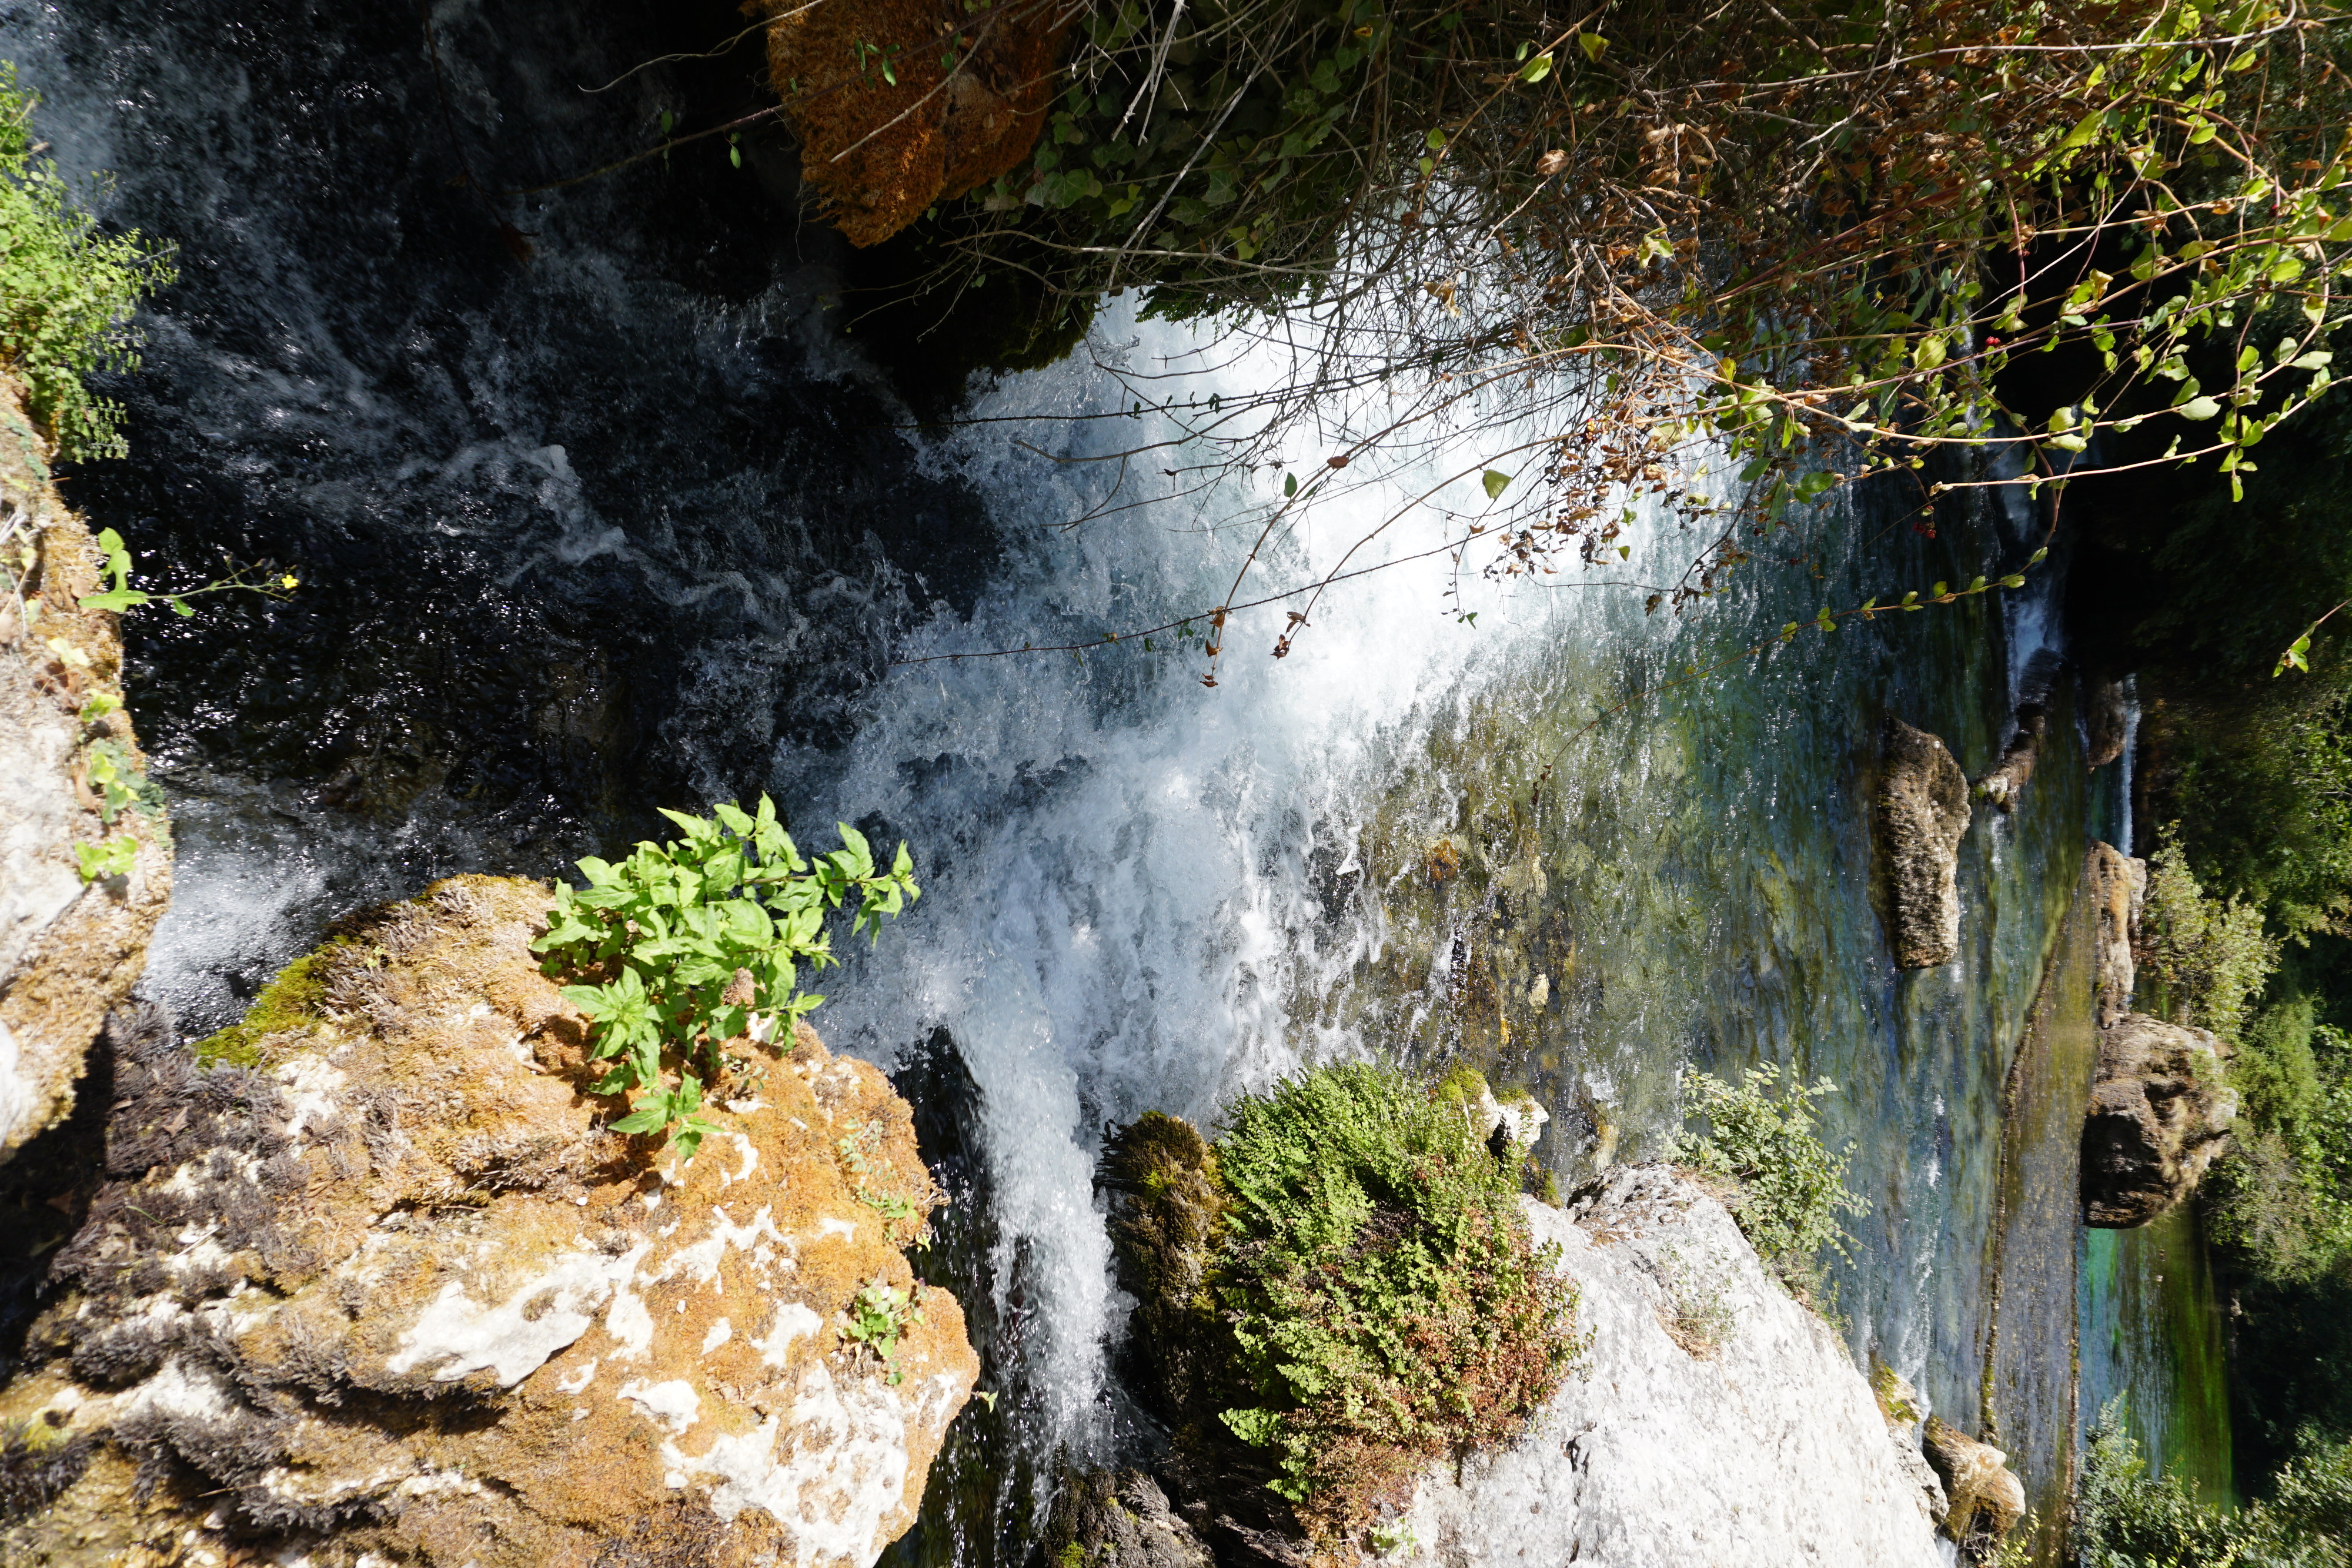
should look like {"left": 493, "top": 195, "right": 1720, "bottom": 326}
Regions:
{"left": 1284, "top": 471, "right": 1299, "bottom": 497}
{"left": 2179, "top": 396, "right": 2223, "bottom": 420}
{"left": 1481, "top": 469, "right": 1511, "bottom": 500}
{"left": 1576, "top": 31, "right": 1608, "bottom": 61}
{"left": 1516, "top": 51, "right": 1553, "bottom": 83}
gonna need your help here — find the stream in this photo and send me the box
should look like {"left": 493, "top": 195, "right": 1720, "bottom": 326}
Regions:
{"left": 2, "top": 0, "right": 2234, "bottom": 1557}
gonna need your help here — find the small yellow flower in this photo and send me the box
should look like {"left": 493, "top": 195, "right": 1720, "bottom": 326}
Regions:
{"left": 281, "top": 574, "right": 299, "bottom": 590}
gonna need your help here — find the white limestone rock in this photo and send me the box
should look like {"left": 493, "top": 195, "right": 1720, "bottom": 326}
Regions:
{"left": 1386, "top": 1166, "right": 1944, "bottom": 1568}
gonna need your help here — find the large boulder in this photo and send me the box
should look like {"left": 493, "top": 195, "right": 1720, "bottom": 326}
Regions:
{"left": 1386, "top": 1166, "right": 1943, "bottom": 1568}
{"left": 2089, "top": 841, "right": 2146, "bottom": 1031}
{"left": 0, "top": 375, "right": 171, "bottom": 1161}
{"left": 1879, "top": 719, "right": 1972, "bottom": 968}
{"left": 2082, "top": 1014, "right": 2237, "bottom": 1227}
{"left": 0, "top": 875, "right": 977, "bottom": 1567}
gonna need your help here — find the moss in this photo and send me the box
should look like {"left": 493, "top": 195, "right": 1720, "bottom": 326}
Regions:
{"left": 1433, "top": 1062, "right": 1489, "bottom": 1106}
{"left": 191, "top": 944, "right": 340, "bottom": 1067}
{"left": 1104, "top": 1065, "right": 1583, "bottom": 1554}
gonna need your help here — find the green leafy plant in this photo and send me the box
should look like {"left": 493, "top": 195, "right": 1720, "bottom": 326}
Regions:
{"left": 0, "top": 62, "right": 174, "bottom": 462}
{"left": 1671, "top": 1066, "right": 1863, "bottom": 1298}
{"left": 76, "top": 525, "right": 297, "bottom": 618}
{"left": 534, "top": 795, "right": 919, "bottom": 1159}
{"left": 2074, "top": 1397, "right": 2352, "bottom": 1567}
{"left": 72, "top": 834, "right": 133, "bottom": 882}
{"left": 843, "top": 1279, "right": 925, "bottom": 1383}
{"left": 81, "top": 738, "right": 159, "bottom": 825}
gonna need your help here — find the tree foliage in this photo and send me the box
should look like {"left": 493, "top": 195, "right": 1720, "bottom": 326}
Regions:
{"left": 1670, "top": 1066, "right": 1863, "bottom": 1297}
{"left": 0, "top": 62, "right": 173, "bottom": 462}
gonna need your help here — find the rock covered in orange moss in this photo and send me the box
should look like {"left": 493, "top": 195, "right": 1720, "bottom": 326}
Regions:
{"left": 0, "top": 875, "right": 976, "bottom": 1567}
{"left": 0, "top": 371, "right": 171, "bottom": 1161}
{"left": 753, "top": 0, "right": 1068, "bottom": 246}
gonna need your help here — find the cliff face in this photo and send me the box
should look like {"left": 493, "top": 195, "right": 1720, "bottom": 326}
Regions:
{"left": 1389, "top": 1168, "right": 1945, "bottom": 1568}
{"left": 0, "top": 875, "right": 976, "bottom": 1568}
{"left": 0, "top": 375, "right": 171, "bottom": 1161}
{"left": 1879, "top": 718, "right": 1972, "bottom": 969}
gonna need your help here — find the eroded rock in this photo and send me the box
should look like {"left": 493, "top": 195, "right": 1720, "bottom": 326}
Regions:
{"left": 1869, "top": 1361, "right": 1948, "bottom": 1527}
{"left": 0, "top": 375, "right": 171, "bottom": 1161}
{"left": 2090, "top": 841, "right": 2147, "bottom": 1031}
{"left": 2082, "top": 1013, "right": 2237, "bottom": 1227}
{"left": 1921, "top": 1416, "right": 2026, "bottom": 1552}
{"left": 2083, "top": 673, "right": 2132, "bottom": 768}
{"left": 0, "top": 875, "right": 975, "bottom": 1567}
{"left": 1387, "top": 1166, "right": 1942, "bottom": 1568}
{"left": 1879, "top": 719, "right": 1972, "bottom": 968}
{"left": 1975, "top": 703, "right": 2046, "bottom": 813}
{"left": 1047, "top": 1467, "right": 1216, "bottom": 1568}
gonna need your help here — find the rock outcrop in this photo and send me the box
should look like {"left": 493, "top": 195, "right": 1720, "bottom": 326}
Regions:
{"left": 1386, "top": 1166, "right": 1944, "bottom": 1568}
{"left": 1975, "top": 703, "right": 2046, "bottom": 813}
{"left": 1922, "top": 1417, "right": 2028, "bottom": 1552}
{"left": 2082, "top": 1013, "right": 2237, "bottom": 1226}
{"left": 757, "top": 0, "right": 1069, "bottom": 246}
{"left": 2090, "top": 840, "right": 2146, "bottom": 1031}
{"left": 0, "top": 875, "right": 976, "bottom": 1567}
{"left": 0, "top": 376, "right": 171, "bottom": 1161}
{"left": 2083, "top": 673, "right": 2131, "bottom": 768}
{"left": 1048, "top": 1468, "right": 1217, "bottom": 1568}
{"left": 1880, "top": 719, "right": 1972, "bottom": 968}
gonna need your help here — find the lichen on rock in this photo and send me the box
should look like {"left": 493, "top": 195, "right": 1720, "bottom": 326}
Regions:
{"left": 0, "top": 372, "right": 171, "bottom": 1162}
{"left": 0, "top": 875, "right": 975, "bottom": 1567}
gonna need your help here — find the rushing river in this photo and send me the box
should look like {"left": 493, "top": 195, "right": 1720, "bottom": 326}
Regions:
{"left": 4, "top": 0, "right": 2230, "bottom": 1557}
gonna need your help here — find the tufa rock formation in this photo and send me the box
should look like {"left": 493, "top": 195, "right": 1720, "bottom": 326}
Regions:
{"left": 1921, "top": 1416, "right": 2028, "bottom": 1554}
{"left": 755, "top": 0, "right": 1070, "bottom": 247}
{"left": 2082, "top": 1013, "right": 2237, "bottom": 1227}
{"left": 1869, "top": 1361, "right": 1950, "bottom": 1528}
{"left": 0, "top": 875, "right": 976, "bottom": 1567}
{"left": 0, "top": 373, "right": 171, "bottom": 1161}
{"left": 1879, "top": 719, "right": 1972, "bottom": 969}
{"left": 2089, "top": 840, "right": 2146, "bottom": 1031}
{"left": 1386, "top": 1167, "right": 1945, "bottom": 1567}
{"left": 2082, "top": 673, "right": 2131, "bottom": 769}
{"left": 1974, "top": 703, "right": 2046, "bottom": 814}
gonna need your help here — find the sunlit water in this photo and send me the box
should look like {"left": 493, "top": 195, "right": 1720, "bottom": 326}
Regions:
{"left": 1, "top": 0, "right": 2226, "bottom": 1556}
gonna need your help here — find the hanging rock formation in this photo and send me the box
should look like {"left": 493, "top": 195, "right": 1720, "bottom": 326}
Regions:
{"left": 0, "top": 875, "right": 976, "bottom": 1568}
{"left": 1879, "top": 718, "right": 1972, "bottom": 968}
{"left": 0, "top": 374, "right": 171, "bottom": 1162}
{"left": 756, "top": 0, "right": 1070, "bottom": 246}
{"left": 1922, "top": 1416, "right": 2029, "bottom": 1552}
{"left": 2082, "top": 1013, "right": 2237, "bottom": 1227}
{"left": 2082, "top": 673, "right": 2131, "bottom": 768}
{"left": 1975, "top": 703, "right": 2046, "bottom": 813}
{"left": 1375, "top": 1168, "right": 1946, "bottom": 1567}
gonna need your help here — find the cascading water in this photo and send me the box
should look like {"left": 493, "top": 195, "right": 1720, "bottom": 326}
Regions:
{"left": 3, "top": 0, "right": 2225, "bottom": 1558}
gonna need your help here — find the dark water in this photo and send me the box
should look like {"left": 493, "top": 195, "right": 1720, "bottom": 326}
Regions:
{"left": 0, "top": 1, "right": 2231, "bottom": 1559}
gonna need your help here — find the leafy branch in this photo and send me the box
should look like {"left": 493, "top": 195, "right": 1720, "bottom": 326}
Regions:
{"left": 76, "top": 526, "right": 297, "bottom": 617}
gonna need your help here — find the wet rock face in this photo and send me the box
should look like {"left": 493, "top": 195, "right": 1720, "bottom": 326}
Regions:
{"left": 0, "top": 376, "right": 171, "bottom": 1161}
{"left": 1048, "top": 1468, "right": 1216, "bottom": 1568}
{"left": 1879, "top": 719, "right": 1972, "bottom": 969}
{"left": 2082, "top": 1013, "right": 2237, "bottom": 1227}
{"left": 2090, "top": 841, "right": 2147, "bottom": 1031}
{"left": 1921, "top": 1417, "right": 2027, "bottom": 1553}
{"left": 1388, "top": 1166, "right": 1942, "bottom": 1568}
{"left": 0, "top": 876, "right": 975, "bottom": 1567}
{"left": 2083, "top": 674, "right": 2131, "bottom": 768}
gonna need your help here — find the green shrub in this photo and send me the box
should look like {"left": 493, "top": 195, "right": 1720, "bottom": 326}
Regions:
{"left": 2139, "top": 830, "right": 2280, "bottom": 1041}
{"left": 1670, "top": 1066, "right": 1863, "bottom": 1298}
{"left": 0, "top": 62, "right": 173, "bottom": 462}
{"left": 534, "top": 796, "right": 918, "bottom": 1158}
{"left": 2207, "top": 1005, "right": 2352, "bottom": 1288}
{"left": 1104, "top": 1064, "right": 1583, "bottom": 1550}
{"left": 2074, "top": 1398, "right": 2352, "bottom": 1567}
